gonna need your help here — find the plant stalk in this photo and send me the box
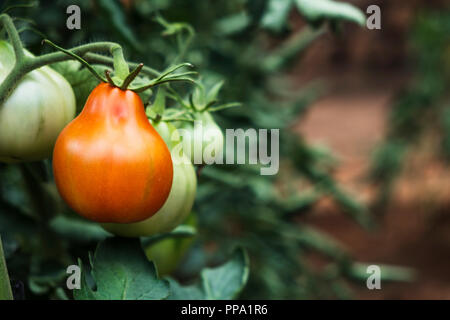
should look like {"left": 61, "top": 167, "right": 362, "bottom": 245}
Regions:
{"left": 0, "top": 14, "right": 25, "bottom": 62}
{"left": 0, "top": 40, "right": 124, "bottom": 106}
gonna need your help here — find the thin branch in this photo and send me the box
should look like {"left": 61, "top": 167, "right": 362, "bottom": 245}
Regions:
{"left": 110, "top": 45, "right": 129, "bottom": 79}
{"left": 42, "top": 39, "right": 106, "bottom": 83}
{"left": 104, "top": 70, "right": 117, "bottom": 87}
{"left": 0, "top": 236, "right": 13, "bottom": 300}
{"left": 120, "top": 63, "right": 143, "bottom": 90}
{"left": 83, "top": 52, "right": 160, "bottom": 77}
{"left": 0, "top": 13, "right": 25, "bottom": 62}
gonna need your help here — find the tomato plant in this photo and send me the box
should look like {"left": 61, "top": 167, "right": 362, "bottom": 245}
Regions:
{"left": 0, "top": 9, "right": 249, "bottom": 301}
{"left": 0, "top": 40, "right": 75, "bottom": 163}
{"left": 166, "top": 79, "right": 239, "bottom": 164}
{"left": 102, "top": 120, "right": 197, "bottom": 236}
{"left": 0, "top": 0, "right": 419, "bottom": 302}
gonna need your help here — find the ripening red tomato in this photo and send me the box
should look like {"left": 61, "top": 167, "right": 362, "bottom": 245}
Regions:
{"left": 52, "top": 83, "right": 173, "bottom": 223}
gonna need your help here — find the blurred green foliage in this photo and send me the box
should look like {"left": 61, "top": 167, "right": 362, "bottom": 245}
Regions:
{"left": 370, "top": 10, "right": 450, "bottom": 211}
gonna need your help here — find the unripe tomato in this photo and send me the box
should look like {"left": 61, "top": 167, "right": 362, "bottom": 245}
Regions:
{"left": 53, "top": 83, "right": 173, "bottom": 223}
{"left": 178, "top": 111, "right": 224, "bottom": 164}
{"left": 0, "top": 40, "right": 76, "bottom": 163}
{"left": 102, "top": 121, "right": 197, "bottom": 237}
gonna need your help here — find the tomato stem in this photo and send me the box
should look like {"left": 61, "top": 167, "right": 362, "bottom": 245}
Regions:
{"left": 83, "top": 52, "right": 160, "bottom": 77}
{"left": 0, "top": 13, "right": 193, "bottom": 107}
{"left": 0, "top": 14, "right": 25, "bottom": 63}
{"left": 131, "top": 63, "right": 196, "bottom": 93}
{"left": 34, "top": 42, "right": 126, "bottom": 69}
{"left": 111, "top": 45, "right": 129, "bottom": 80}
{"left": 42, "top": 39, "right": 107, "bottom": 83}
{"left": 104, "top": 70, "right": 117, "bottom": 87}
{"left": 261, "top": 25, "right": 326, "bottom": 73}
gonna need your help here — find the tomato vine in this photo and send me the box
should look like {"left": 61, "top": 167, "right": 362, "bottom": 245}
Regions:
{"left": 0, "top": 13, "right": 193, "bottom": 107}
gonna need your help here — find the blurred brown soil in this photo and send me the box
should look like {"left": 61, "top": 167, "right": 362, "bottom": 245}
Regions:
{"left": 294, "top": 75, "right": 450, "bottom": 299}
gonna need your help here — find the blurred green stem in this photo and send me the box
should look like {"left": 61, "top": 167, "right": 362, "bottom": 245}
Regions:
{"left": 174, "top": 25, "right": 195, "bottom": 64}
{"left": 261, "top": 25, "right": 326, "bottom": 73}
{"left": 0, "top": 236, "right": 13, "bottom": 300}
{"left": 0, "top": 12, "right": 185, "bottom": 105}
{"left": 0, "top": 13, "right": 128, "bottom": 106}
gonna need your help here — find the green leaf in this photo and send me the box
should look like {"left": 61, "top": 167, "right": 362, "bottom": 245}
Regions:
{"left": 192, "top": 82, "right": 206, "bottom": 110}
{"left": 152, "top": 87, "right": 167, "bottom": 116}
{"left": 291, "top": 225, "right": 349, "bottom": 261}
{"left": 215, "top": 12, "right": 251, "bottom": 36}
{"left": 74, "top": 238, "right": 170, "bottom": 300}
{"left": 28, "top": 267, "right": 67, "bottom": 296}
{"left": 130, "top": 63, "right": 195, "bottom": 92}
{"left": 207, "top": 102, "right": 242, "bottom": 112}
{"left": 97, "top": 0, "right": 143, "bottom": 51}
{"left": 166, "top": 278, "right": 205, "bottom": 300}
{"left": 261, "top": 0, "right": 293, "bottom": 33}
{"left": 201, "top": 248, "right": 249, "bottom": 299}
{"left": 168, "top": 248, "right": 249, "bottom": 300}
{"left": 157, "top": 63, "right": 194, "bottom": 80}
{"left": 161, "top": 108, "right": 193, "bottom": 122}
{"left": 261, "top": 26, "right": 326, "bottom": 73}
{"left": 206, "top": 80, "right": 224, "bottom": 103}
{"left": 295, "top": 0, "right": 366, "bottom": 26}
{"left": 155, "top": 15, "right": 194, "bottom": 37}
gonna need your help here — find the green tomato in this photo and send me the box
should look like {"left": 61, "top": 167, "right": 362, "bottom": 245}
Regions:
{"left": 178, "top": 111, "right": 224, "bottom": 165}
{"left": 0, "top": 40, "right": 76, "bottom": 163}
{"left": 144, "top": 213, "right": 197, "bottom": 276}
{"left": 101, "top": 121, "right": 197, "bottom": 237}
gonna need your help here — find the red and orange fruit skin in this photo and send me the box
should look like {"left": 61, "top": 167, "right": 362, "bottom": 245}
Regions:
{"left": 53, "top": 83, "right": 173, "bottom": 223}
